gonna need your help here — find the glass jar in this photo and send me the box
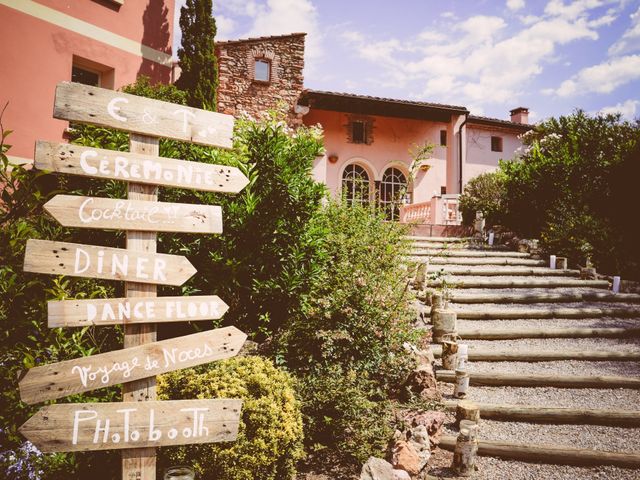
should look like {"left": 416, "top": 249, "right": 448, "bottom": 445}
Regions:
{"left": 164, "top": 466, "right": 195, "bottom": 480}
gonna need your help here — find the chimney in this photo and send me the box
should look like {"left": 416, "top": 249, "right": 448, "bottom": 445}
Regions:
{"left": 510, "top": 107, "right": 529, "bottom": 124}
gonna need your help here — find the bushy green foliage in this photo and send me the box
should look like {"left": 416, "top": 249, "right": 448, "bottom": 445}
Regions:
{"left": 499, "top": 110, "right": 640, "bottom": 276}
{"left": 158, "top": 357, "right": 304, "bottom": 480}
{"left": 176, "top": 0, "right": 218, "bottom": 109}
{"left": 276, "top": 202, "right": 420, "bottom": 464}
{"left": 458, "top": 171, "right": 506, "bottom": 226}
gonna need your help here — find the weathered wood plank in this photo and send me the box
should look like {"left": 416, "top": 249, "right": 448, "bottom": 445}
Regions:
{"left": 19, "top": 399, "right": 242, "bottom": 452}
{"left": 431, "top": 345, "right": 640, "bottom": 362}
{"left": 18, "top": 326, "right": 247, "bottom": 405}
{"left": 456, "top": 327, "right": 640, "bottom": 340}
{"left": 436, "top": 370, "right": 640, "bottom": 389}
{"left": 53, "top": 82, "right": 234, "bottom": 148}
{"left": 44, "top": 194, "right": 223, "bottom": 234}
{"left": 23, "top": 239, "right": 196, "bottom": 286}
{"left": 34, "top": 141, "right": 249, "bottom": 193}
{"left": 439, "top": 435, "right": 640, "bottom": 468}
{"left": 48, "top": 295, "right": 229, "bottom": 327}
{"left": 443, "top": 400, "right": 640, "bottom": 427}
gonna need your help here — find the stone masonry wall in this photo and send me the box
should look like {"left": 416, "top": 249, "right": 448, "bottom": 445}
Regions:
{"left": 216, "top": 33, "right": 306, "bottom": 126}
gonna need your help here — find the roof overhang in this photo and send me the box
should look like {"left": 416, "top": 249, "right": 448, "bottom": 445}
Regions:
{"left": 298, "top": 90, "right": 469, "bottom": 123}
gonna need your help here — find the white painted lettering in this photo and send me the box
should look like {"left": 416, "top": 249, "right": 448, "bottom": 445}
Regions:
{"left": 107, "top": 97, "right": 128, "bottom": 122}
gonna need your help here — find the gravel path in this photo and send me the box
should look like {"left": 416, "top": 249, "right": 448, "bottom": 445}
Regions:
{"left": 457, "top": 317, "right": 640, "bottom": 330}
{"left": 459, "top": 359, "right": 640, "bottom": 376}
{"left": 465, "top": 337, "right": 640, "bottom": 350}
{"left": 428, "top": 450, "right": 640, "bottom": 480}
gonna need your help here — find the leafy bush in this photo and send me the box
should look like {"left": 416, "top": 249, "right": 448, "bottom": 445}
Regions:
{"left": 499, "top": 110, "right": 640, "bottom": 276}
{"left": 458, "top": 171, "right": 505, "bottom": 226}
{"left": 158, "top": 356, "right": 304, "bottom": 480}
{"left": 276, "top": 201, "right": 420, "bottom": 464}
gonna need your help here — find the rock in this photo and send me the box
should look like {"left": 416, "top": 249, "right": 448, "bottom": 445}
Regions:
{"left": 402, "top": 363, "right": 442, "bottom": 401}
{"left": 360, "top": 457, "right": 395, "bottom": 480}
{"left": 392, "top": 469, "right": 411, "bottom": 480}
{"left": 408, "top": 425, "right": 431, "bottom": 470}
{"left": 405, "top": 410, "right": 446, "bottom": 448}
{"left": 390, "top": 440, "right": 421, "bottom": 476}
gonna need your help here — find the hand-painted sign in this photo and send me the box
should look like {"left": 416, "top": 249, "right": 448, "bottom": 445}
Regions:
{"left": 53, "top": 82, "right": 234, "bottom": 148}
{"left": 19, "top": 399, "right": 242, "bottom": 452}
{"left": 24, "top": 239, "right": 196, "bottom": 286}
{"left": 19, "top": 326, "right": 247, "bottom": 404}
{"left": 47, "top": 295, "right": 229, "bottom": 327}
{"left": 35, "top": 141, "right": 249, "bottom": 193}
{"left": 44, "top": 195, "right": 223, "bottom": 234}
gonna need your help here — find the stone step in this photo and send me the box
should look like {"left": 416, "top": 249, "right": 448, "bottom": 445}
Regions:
{"left": 456, "top": 326, "right": 640, "bottom": 340}
{"left": 406, "top": 236, "right": 475, "bottom": 243}
{"left": 450, "top": 291, "right": 640, "bottom": 304}
{"left": 454, "top": 306, "right": 640, "bottom": 320}
{"left": 438, "top": 435, "right": 640, "bottom": 468}
{"left": 409, "top": 250, "right": 531, "bottom": 258}
{"left": 436, "top": 370, "right": 640, "bottom": 389}
{"left": 427, "top": 267, "right": 580, "bottom": 277}
{"left": 426, "top": 277, "right": 610, "bottom": 289}
{"left": 431, "top": 345, "right": 640, "bottom": 361}
{"left": 430, "top": 257, "right": 546, "bottom": 266}
{"left": 442, "top": 400, "right": 640, "bottom": 427}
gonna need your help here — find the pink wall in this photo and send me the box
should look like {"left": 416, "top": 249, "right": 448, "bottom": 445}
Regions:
{"left": 304, "top": 109, "right": 452, "bottom": 203}
{"left": 0, "top": 1, "right": 174, "bottom": 160}
{"left": 464, "top": 125, "right": 522, "bottom": 184}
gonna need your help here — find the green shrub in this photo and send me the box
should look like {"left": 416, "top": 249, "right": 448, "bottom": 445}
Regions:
{"left": 458, "top": 171, "right": 505, "bottom": 226}
{"left": 158, "top": 356, "right": 304, "bottom": 480}
{"left": 276, "top": 201, "right": 420, "bottom": 464}
{"left": 499, "top": 110, "right": 640, "bottom": 276}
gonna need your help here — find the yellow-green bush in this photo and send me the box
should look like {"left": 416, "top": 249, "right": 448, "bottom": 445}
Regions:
{"left": 157, "top": 356, "right": 304, "bottom": 480}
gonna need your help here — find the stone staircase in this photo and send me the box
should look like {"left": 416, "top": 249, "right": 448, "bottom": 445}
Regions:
{"left": 408, "top": 236, "right": 640, "bottom": 479}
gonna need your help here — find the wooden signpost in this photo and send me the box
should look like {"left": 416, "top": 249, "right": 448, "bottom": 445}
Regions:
{"left": 18, "top": 326, "right": 247, "bottom": 405}
{"left": 44, "top": 195, "right": 223, "bottom": 234}
{"left": 24, "top": 239, "right": 197, "bottom": 286}
{"left": 35, "top": 141, "right": 249, "bottom": 193}
{"left": 47, "top": 295, "right": 229, "bottom": 327}
{"left": 20, "top": 399, "right": 242, "bottom": 452}
{"left": 20, "top": 82, "right": 249, "bottom": 479}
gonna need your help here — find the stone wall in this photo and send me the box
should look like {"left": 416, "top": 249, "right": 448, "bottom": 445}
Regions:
{"left": 216, "top": 33, "right": 306, "bottom": 126}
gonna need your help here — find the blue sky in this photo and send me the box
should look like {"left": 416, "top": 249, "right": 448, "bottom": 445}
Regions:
{"left": 174, "top": 0, "right": 640, "bottom": 123}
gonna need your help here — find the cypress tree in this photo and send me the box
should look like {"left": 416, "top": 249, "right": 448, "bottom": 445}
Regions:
{"left": 176, "top": 0, "right": 218, "bottom": 110}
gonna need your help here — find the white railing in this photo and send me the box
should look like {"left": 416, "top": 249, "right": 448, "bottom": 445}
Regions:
{"left": 399, "top": 194, "right": 462, "bottom": 225}
{"left": 399, "top": 201, "right": 432, "bottom": 224}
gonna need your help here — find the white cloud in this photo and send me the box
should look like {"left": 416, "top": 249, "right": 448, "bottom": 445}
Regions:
{"left": 551, "top": 55, "right": 640, "bottom": 96}
{"left": 441, "top": 11, "right": 456, "bottom": 19}
{"left": 215, "top": 15, "right": 237, "bottom": 40}
{"left": 598, "top": 99, "right": 639, "bottom": 119}
{"left": 507, "top": 0, "right": 526, "bottom": 12}
{"left": 609, "top": 6, "right": 640, "bottom": 56}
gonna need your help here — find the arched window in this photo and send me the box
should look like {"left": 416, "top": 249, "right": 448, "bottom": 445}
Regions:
{"left": 342, "top": 164, "right": 371, "bottom": 206}
{"left": 380, "top": 167, "right": 410, "bottom": 220}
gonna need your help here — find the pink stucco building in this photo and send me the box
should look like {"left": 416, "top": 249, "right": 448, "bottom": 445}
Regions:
{"left": 0, "top": 0, "right": 175, "bottom": 164}
{"left": 216, "top": 33, "right": 532, "bottom": 226}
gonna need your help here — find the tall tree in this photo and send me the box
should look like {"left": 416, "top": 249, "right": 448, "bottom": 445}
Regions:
{"left": 176, "top": 0, "right": 218, "bottom": 110}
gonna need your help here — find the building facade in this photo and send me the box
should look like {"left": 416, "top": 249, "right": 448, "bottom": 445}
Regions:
{"left": 216, "top": 32, "right": 532, "bottom": 225}
{"left": 0, "top": 0, "right": 175, "bottom": 163}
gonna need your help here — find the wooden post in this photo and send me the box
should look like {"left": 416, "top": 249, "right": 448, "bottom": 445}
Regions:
{"left": 441, "top": 338, "right": 459, "bottom": 370}
{"left": 431, "top": 291, "right": 444, "bottom": 309}
{"left": 414, "top": 262, "right": 427, "bottom": 291}
{"left": 122, "top": 134, "right": 158, "bottom": 480}
{"left": 556, "top": 257, "right": 568, "bottom": 270}
{"left": 456, "top": 400, "right": 480, "bottom": 426}
{"left": 432, "top": 308, "right": 456, "bottom": 342}
{"left": 452, "top": 420, "right": 479, "bottom": 476}
{"left": 454, "top": 368, "right": 470, "bottom": 398}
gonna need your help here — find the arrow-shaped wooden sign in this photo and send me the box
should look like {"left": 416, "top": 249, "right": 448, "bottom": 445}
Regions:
{"left": 44, "top": 195, "right": 223, "bottom": 234}
{"left": 47, "top": 295, "right": 229, "bottom": 327}
{"left": 35, "top": 141, "right": 249, "bottom": 193}
{"left": 24, "top": 239, "right": 196, "bottom": 286}
{"left": 19, "top": 399, "right": 242, "bottom": 452}
{"left": 19, "top": 326, "right": 247, "bottom": 405}
{"left": 53, "top": 82, "right": 234, "bottom": 148}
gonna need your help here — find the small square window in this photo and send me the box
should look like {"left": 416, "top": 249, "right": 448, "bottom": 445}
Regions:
{"left": 491, "top": 136, "right": 503, "bottom": 152}
{"left": 254, "top": 59, "right": 270, "bottom": 82}
{"left": 352, "top": 120, "right": 367, "bottom": 144}
{"left": 440, "top": 186, "right": 447, "bottom": 195}
{"left": 440, "top": 130, "right": 447, "bottom": 146}
{"left": 72, "top": 65, "right": 100, "bottom": 87}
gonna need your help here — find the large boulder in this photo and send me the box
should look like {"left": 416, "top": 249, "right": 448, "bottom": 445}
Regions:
{"left": 402, "top": 363, "right": 441, "bottom": 401}
{"left": 390, "top": 440, "right": 421, "bottom": 476}
{"left": 360, "top": 457, "right": 395, "bottom": 480}
{"left": 393, "top": 469, "right": 411, "bottom": 480}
